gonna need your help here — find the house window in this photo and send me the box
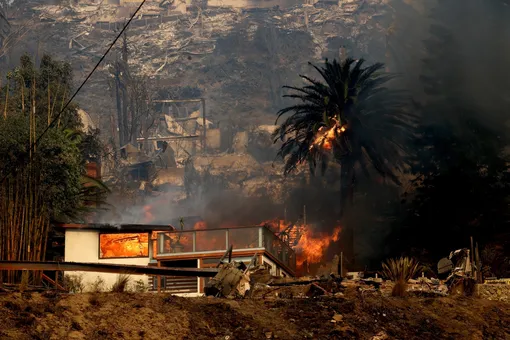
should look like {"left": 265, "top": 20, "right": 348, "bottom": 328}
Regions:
{"left": 99, "top": 233, "right": 149, "bottom": 259}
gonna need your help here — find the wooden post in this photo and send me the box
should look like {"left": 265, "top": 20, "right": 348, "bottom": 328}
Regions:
{"left": 470, "top": 236, "right": 475, "bottom": 278}
{"left": 217, "top": 245, "right": 233, "bottom": 267}
{"left": 201, "top": 98, "right": 206, "bottom": 153}
{"left": 340, "top": 252, "right": 343, "bottom": 277}
{"left": 157, "top": 261, "right": 161, "bottom": 293}
{"left": 55, "top": 271, "right": 59, "bottom": 290}
{"left": 198, "top": 259, "right": 204, "bottom": 294}
{"left": 475, "top": 242, "right": 482, "bottom": 283}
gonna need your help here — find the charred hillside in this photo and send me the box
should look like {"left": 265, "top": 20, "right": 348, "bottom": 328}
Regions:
{"left": 2, "top": 0, "right": 393, "bottom": 131}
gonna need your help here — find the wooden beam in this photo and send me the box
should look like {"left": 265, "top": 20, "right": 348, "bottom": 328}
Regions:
{"left": 217, "top": 245, "right": 233, "bottom": 268}
{"left": 156, "top": 249, "right": 266, "bottom": 261}
{"left": 136, "top": 135, "right": 200, "bottom": 142}
{"left": 41, "top": 273, "right": 65, "bottom": 290}
{"left": 0, "top": 261, "right": 219, "bottom": 277}
{"left": 198, "top": 258, "right": 204, "bottom": 294}
{"left": 153, "top": 99, "right": 202, "bottom": 103}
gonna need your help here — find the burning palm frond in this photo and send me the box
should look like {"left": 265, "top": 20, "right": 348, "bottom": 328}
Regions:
{"left": 274, "top": 57, "right": 416, "bottom": 209}
{"left": 309, "top": 117, "right": 347, "bottom": 152}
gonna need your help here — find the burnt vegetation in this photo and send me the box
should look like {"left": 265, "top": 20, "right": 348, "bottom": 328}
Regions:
{"left": 1, "top": 291, "right": 507, "bottom": 340}
{"left": 0, "top": 0, "right": 509, "bottom": 293}
{"left": 272, "top": 0, "right": 510, "bottom": 274}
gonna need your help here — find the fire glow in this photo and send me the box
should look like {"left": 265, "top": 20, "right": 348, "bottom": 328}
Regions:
{"left": 139, "top": 205, "right": 342, "bottom": 273}
{"left": 143, "top": 205, "right": 155, "bottom": 223}
{"left": 310, "top": 118, "right": 346, "bottom": 151}
{"left": 195, "top": 218, "right": 342, "bottom": 271}
{"left": 295, "top": 226, "right": 341, "bottom": 267}
{"left": 99, "top": 233, "right": 149, "bottom": 258}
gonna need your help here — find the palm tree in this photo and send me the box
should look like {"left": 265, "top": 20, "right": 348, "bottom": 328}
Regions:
{"left": 273, "top": 58, "right": 415, "bottom": 204}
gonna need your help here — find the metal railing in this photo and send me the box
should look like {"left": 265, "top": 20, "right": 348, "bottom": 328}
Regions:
{"left": 156, "top": 226, "right": 296, "bottom": 272}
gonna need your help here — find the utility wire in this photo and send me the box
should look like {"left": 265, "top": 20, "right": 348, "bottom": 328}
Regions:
{"left": 0, "top": 0, "right": 146, "bottom": 184}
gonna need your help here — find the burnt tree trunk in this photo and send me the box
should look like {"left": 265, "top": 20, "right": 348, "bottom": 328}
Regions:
{"left": 114, "top": 60, "right": 125, "bottom": 148}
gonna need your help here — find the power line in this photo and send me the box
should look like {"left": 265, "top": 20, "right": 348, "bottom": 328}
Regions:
{"left": 0, "top": 0, "right": 146, "bottom": 184}
{"left": 36, "top": 0, "right": 146, "bottom": 146}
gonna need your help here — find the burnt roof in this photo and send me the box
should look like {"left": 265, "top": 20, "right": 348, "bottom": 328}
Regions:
{"left": 57, "top": 223, "right": 176, "bottom": 232}
{"left": 56, "top": 215, "right": 204, "bottom": 232}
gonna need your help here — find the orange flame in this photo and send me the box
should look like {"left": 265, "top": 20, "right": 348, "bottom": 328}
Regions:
{"left": 193, "top": 221, "right": 207, "bottom": 230}
{"left": 295, "top": 226, "right": 341, "bottom": 267}
{"left": 310, "top": 118, "right": 346, "bottom": 151}
{"left": 143, "top": 207, "right": 341, "bottom": 273}
{"left": 100, "top": 233, "right": 149, "bottom": 258}
{"left": 256, "top": 219, "right": 342, "bottom": 271}
{"left": 258, "top": 219, "right": 287, "bottom": 233}
{"left": 142, "top": 205, "right": 154, "bottom": 224}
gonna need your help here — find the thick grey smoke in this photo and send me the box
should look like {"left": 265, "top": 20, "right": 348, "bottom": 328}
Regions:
{"left": 98, "top": 0, "right": 510, "bottom": 269}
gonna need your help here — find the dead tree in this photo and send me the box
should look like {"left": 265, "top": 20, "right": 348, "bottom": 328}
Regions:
{"left": 110, "top": 32, "right": 156, "bottom": 150}
{"left": 128, "top": 75, "right": 156, "bottom": 151}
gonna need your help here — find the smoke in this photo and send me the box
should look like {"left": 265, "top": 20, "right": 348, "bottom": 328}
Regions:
{"left": 97, "top": 155, "right": 287, "bottom": 228}
{"left": 391, "top": 0, "right": 510, "bottom": 128}
{"left": 97, "top": 0, "right": 510, "bottom": 269}
{"left": 98, "top": 186, "right": 286, "bottom": 230}
{"left": 281, "top": 0, "right": 510, "bottom": 268}
{"left": 354, "top": 0, "right": 510, "bottom": 266}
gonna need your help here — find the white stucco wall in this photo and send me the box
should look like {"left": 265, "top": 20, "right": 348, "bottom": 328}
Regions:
{"left": 64, "top": 230, "right": 150, "bottom": 292}
{"left": 262, "top": 255, "right": 292, "bottom": 277}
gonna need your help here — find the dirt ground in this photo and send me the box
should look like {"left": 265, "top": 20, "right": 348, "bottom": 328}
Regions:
{"left": 0, "top": 287, "right": 509, "bottom": 340}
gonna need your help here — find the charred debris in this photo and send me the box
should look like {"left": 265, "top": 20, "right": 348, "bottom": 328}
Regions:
{"left": 0, "top": 0, "right": 398, "bottom": 213}
{"left": 202, "top": 245, "right": 489, "bottom": 301}
{"left": 8, "top": 0, "right": 392, "bottom": 134}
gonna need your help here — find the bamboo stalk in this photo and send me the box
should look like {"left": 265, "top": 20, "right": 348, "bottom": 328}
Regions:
{"left": 3, "top": 77, "right": 9, "bottom": 119}
{"left": 0, "top": 76, "right": 65, "bottom": 284}
{"left": 32, "top": 77, "right": 36, "bottom": 152}
{"left": 20, "top": 76, "right": 25, "bottom": 114}
{"left": 50, "top": 82, "right": 61, "bottom": 119}
{"left": 47, "top": 75, "right": 51, "bottom": 126}
{"left": 58, "top": 88, "right": 66, "bottom": 128}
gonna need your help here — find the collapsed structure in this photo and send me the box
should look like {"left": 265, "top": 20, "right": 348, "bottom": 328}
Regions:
{"left": 13, "top": 0, "right": 392, "bottom": 132}
{"left": 2, "top": 2, "right": 394, "bottom": 268}
{"left": 59, "top": 220, "right": 296, "bottom": 295}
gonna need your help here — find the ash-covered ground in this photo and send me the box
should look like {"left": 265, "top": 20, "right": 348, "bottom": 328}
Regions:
{"left": 0, "top": 288, "right": 509, "bottom": 339}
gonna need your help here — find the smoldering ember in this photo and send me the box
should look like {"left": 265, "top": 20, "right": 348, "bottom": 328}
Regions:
{"left": 0, "top": 0, "right": 510, "bottom": 338}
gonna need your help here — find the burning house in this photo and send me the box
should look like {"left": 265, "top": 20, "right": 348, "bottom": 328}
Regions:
{"left": 60, "top": 220, "right": 296, "bottom": 295}
{"left": 60, "top": 223, "right": 174, "bottom": 292}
